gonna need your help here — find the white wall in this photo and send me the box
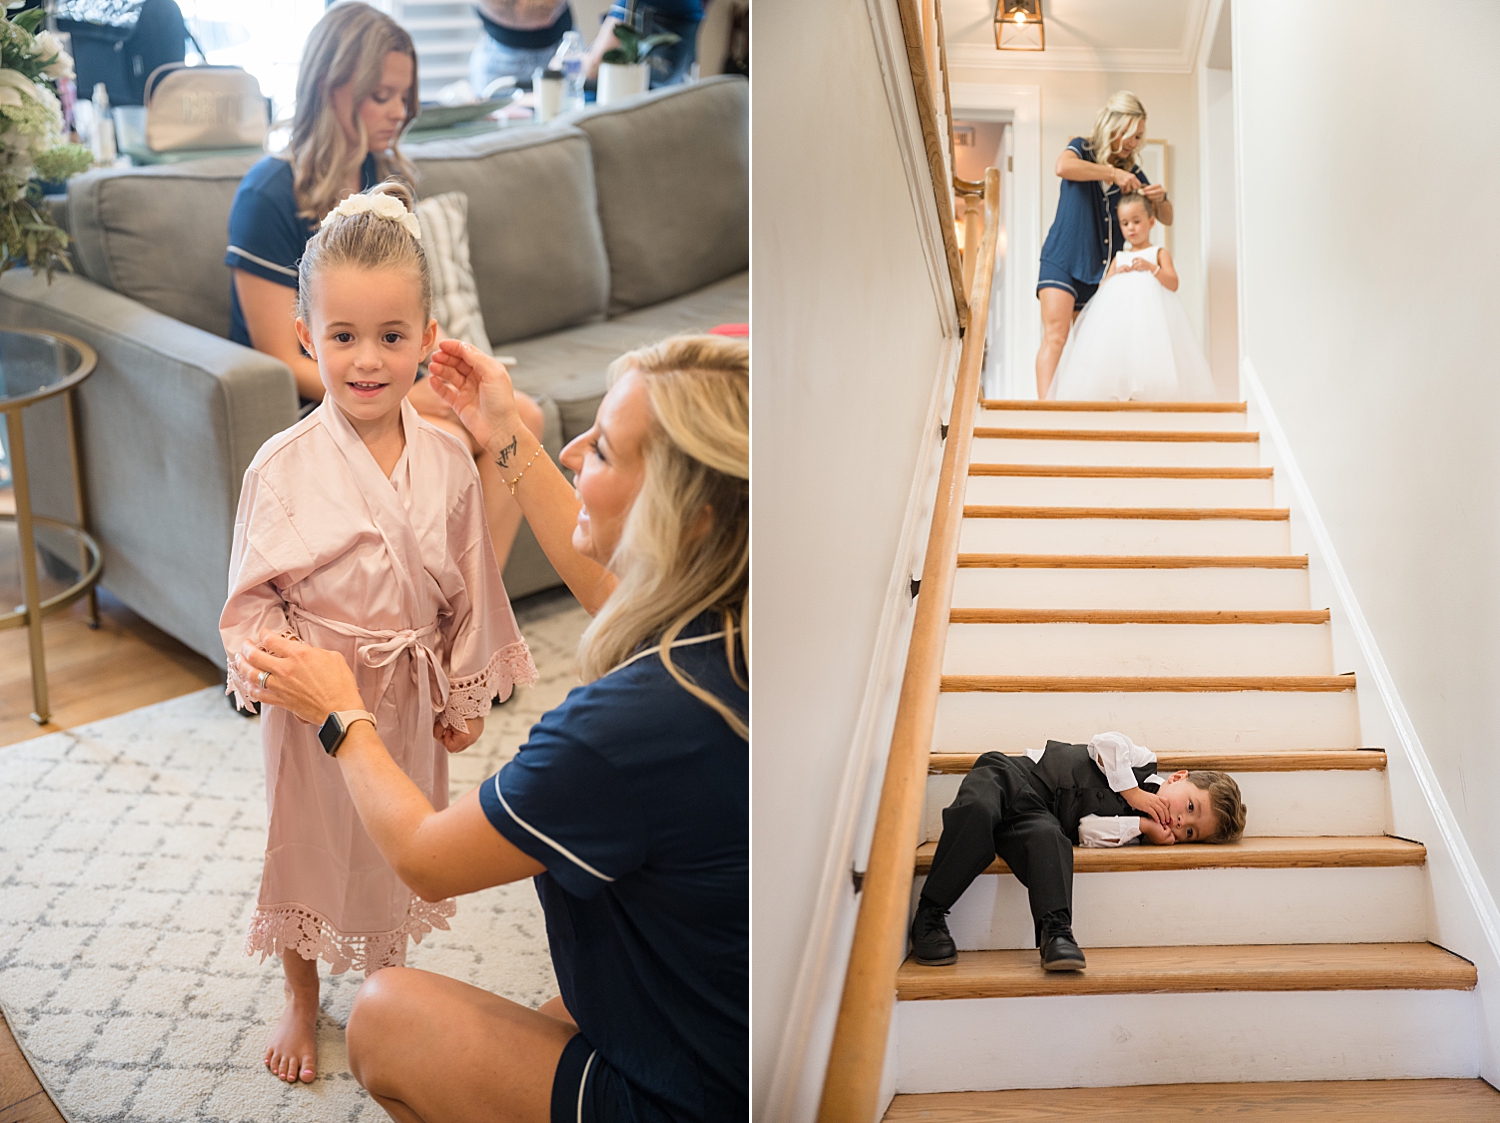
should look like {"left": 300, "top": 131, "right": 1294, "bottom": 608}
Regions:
{"left": 1235, "top": 1, "right": 1500, "bottom": 904}
{"left": 753, "top": 0, "right": 953, "bottom": 1115}
{"left": 947, "top": 66, "right": 1205, "bottom": 337}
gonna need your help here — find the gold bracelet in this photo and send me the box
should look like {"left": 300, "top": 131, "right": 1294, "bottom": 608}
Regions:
{"left": 503, "top": 444, "right": 545, "bottom": 495}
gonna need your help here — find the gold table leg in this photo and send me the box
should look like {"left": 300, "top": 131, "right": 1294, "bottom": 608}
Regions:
{"left": 63, "top": 389, "right": 98, "bottom": 628}
{"left": 6, "top": 407, "right": 49, "bottom": 723}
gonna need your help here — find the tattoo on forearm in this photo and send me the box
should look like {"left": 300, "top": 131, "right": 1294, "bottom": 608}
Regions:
{"left": 495, "top": 434, "right": 518, "bottom": 469}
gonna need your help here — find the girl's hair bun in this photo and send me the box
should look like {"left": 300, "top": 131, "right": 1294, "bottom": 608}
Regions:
{"left": 368, "top": 177, "right": 416, "bottom": 213}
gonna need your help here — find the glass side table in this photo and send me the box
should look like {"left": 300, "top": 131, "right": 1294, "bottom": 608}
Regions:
{"left": 0, "top": 329, "right": 101, "bottom": 724}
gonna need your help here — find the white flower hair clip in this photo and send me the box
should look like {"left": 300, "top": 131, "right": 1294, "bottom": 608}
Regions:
{"left": 321, "top": 192, "right": 422, "bottom": 241}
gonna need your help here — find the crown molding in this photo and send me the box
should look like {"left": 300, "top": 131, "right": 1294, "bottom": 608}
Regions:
{"left": 948, "top": 41, "right": 1193, "bottom": 74}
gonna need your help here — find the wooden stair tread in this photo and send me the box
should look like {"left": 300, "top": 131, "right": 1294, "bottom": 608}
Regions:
{"left": 950, "top": 609, "right": 1330, "bottom": 624}
{"left": 883, "top": 1079, "right": 1500, "bottom": 1121}
{"left": 974, "top": 427, "right": 1258, "bottom": 442}
{"left": 970, "top": 463, "right": 1274, "bottom": 478}
{"left": 895, "top": 943, "right": 1474, "bottom": 1001}
{"left": 928, "top": 750, "right": 1388, "bottom": 774}
{"left": 958, "top": 553, "right": 1309, "bottom": 569}
{"left": 965, "top": 505, "right": 1289, "bottom": 521}
{"left": 980, "top": 399, "right": 1248, "bottom": 412}
{"left": 941, "top": 675, "right": 1356, "bottom": 693}
{"left": 913, "top": 836, "right": 1425, "bottom": 875}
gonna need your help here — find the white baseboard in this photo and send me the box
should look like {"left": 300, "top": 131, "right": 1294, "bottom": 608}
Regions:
{"left": 1242, "top": 355, "right": 1500, "bottom": 1081}
{"left": 758, "top": 336, "right": 962, "bottom": 1123}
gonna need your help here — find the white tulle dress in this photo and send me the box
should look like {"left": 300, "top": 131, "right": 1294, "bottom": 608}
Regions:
{"left": 1048, "top": 244, "right": 1216, "bottom": 401}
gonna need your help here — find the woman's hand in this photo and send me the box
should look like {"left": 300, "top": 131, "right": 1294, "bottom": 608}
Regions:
{"left": 435, "top": 715, "right": 484, "bottom": 754}
{"left": 1112, "top": 166, "right": 1143, "bottom": 193}
{"left": 1139, "top": 817, "right": 1176, "bottom": 846}
{"left": 1140, "top": 182, "right": 1167, "bottom": 204}
{"left": 234, "top": 631, "right": 365, "bottom": 725}
{"left": 426, "top": 339, "right": 524, "bottom": 463}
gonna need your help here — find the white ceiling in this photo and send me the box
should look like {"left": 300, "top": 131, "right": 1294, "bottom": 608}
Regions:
{"left": 942, "top": 0, "right": 1213, "bottom": 73}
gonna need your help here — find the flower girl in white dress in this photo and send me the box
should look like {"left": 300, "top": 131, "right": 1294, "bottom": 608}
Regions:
{"left": 1048, "top": 192, "right": 1216, "bottom": 401}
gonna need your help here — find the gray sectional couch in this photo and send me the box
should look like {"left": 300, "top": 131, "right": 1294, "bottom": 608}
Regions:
{"left": 5, "top": 76, "right": 746, "bottom": 666}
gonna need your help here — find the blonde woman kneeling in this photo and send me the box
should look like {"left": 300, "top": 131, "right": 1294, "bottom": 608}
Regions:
{"left": 235, "top": 335, "right": 749, "bottom": 1123}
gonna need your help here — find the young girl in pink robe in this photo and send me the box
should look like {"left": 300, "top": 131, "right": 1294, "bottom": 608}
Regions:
{"left": 220, "top": 180, "right": 537, "bottom": 1085}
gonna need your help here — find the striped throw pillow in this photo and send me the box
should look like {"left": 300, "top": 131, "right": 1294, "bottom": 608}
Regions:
{"left": 414, "top": 191, "right": 493, "bottom": 356}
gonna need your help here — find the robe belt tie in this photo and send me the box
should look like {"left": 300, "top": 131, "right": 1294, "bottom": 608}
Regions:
{"left": 286, "top": 606, "right": 450, "bottom": 715}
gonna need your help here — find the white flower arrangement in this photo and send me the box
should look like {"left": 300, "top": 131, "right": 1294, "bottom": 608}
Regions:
{"left": 321, "top": 191, "right": 422, "bottom": 241}
{"left": 0, "top": 6, "right": 92, "bottom": 278}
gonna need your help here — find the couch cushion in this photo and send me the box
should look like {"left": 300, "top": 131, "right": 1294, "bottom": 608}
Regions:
{"left": 409, "top": 126, "right": 610, "bottom": 345}
{"left": 571, "top": 76, "right": 747, "bottom": 316}
{"left": 499, "top": 270, "right": 746, "bottom": 443}
{"left": 66, "top": 154, "right": 262, "bottom": 338}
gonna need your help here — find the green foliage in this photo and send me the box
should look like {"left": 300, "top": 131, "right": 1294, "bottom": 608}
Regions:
{"left": 0, "top": 5, "right": 91, "bottom": 279}
{"left": 602, "top": 22, "right": 680, "bottom": 65}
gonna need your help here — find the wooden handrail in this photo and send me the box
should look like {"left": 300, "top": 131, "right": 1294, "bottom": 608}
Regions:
{"left": 894, "top": 0, "right": 968, "bottom": 328}
{"left": 816, "top": 165, "right": 1002, "bottom": 1123}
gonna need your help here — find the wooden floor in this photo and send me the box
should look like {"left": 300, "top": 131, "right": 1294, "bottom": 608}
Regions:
{"left": 883, "top": 1079, "right": 1500, "bottom": 1121}
{"left": 1, "top": 576, "right": 221, "bottom": 1122}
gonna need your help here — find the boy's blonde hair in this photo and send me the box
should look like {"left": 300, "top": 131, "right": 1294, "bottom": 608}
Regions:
{"left": 577, "top": 335, "right": 749, "bottom": 739}
{"left": 287, "top": 2, "right": 419, "bottom": 223}
{"left": 1088, "top": 90, "right": 1147, "bottom": 169}
{"left": 1186, "top": 770, "right": 1246, "bottom": 844}
{"left": 297, "top": 180, "right": 431, "bottom": 324}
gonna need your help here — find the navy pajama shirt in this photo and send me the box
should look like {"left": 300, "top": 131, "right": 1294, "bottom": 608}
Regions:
{"left": 1037, "top": 136, "right": 1150, "bottom": 308}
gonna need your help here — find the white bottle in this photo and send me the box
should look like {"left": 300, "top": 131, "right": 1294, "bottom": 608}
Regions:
{"left": 91, "top": 82, "right": 116, "bottom": 163}
{"left": 551, "top": 30, "right": 586, "bottom": 113}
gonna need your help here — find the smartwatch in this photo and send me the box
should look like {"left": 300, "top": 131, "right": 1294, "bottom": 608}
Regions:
{"left": 318, "top": 709, "right": 377, "bottom": 757}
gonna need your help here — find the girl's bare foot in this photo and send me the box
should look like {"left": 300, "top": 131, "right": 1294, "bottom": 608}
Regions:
{"left": 265, "top": 952, "right": 319, "bottom": 1084}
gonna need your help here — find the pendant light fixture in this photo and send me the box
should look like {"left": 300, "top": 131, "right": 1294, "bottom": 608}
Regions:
{"left": 995, "top": 0, "right": 1045, "bottom": 50}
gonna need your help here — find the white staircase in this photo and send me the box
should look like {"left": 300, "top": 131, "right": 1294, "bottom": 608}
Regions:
{"left": 886, "top": 400, "right": 1489, "bottom": 1116}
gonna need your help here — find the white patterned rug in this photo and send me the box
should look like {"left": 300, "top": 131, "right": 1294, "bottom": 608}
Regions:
{"left": 0, "top": 592, "right": 589, "bottom": 1122}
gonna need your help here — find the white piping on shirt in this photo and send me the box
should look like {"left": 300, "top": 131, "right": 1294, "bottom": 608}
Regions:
{"left": 492, "top": 777, "right": 617, "bottom": 882}
{"left": 577, "top": 1049, "right": 597, "bottom": 1122}
{"left": 606, "top": 629, "right": 728, "bottom": 676}
{"left": 227, "top": 245, "right": 299, "bottom": 277}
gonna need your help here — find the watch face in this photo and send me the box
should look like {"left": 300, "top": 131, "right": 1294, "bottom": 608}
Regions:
{"left": 318, "top": 713, "right": 345, "bottom": 755}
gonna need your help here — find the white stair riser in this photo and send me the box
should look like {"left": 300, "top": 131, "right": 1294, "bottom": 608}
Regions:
{"left": 961, "top": 517, "right": 1290, "bottom": 555}
{"left": 979, "top": 409, "right": 1247, "bottom": 432}
{"left": 971, "top": 437, "right": 1260, "bottom": 468}
{"left": 915, "top": 865, "right": 1426, "bottom": 948}
{"left": 922, "top": 768, "right": 1388, "bottom": 841}
{"left": 952, "top": 568, "right": 1312, "bottom": 612}
{"left": 895, "top": 990, "right": 1478, "bottom": 1092}
{"left": 935, "top": 691, "right": 1363, "bottom": 754}
{"left": 965, "top": 475, "right": 1274, "bottom": 508}
{"left": 943, "top": 622, "right": 1334, "bottom": 677}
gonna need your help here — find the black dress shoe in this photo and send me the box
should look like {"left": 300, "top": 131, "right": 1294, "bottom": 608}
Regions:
{"left": 909, "top": 902, "right": 957, "bottom": 966}
{"left": 1039, "top": 930, "right": 1087, "bottom": 971}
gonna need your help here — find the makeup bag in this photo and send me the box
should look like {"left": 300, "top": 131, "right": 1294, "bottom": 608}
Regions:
{"left": 144, "top": 63, "right": 267, "bottom": 151}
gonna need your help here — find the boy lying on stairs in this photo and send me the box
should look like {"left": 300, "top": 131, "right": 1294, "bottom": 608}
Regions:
{"left": 909, "top": 732, "right": 1247, "bottom": 971}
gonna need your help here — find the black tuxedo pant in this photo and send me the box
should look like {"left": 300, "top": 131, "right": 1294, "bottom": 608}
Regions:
{"left": 920, "top": 751, "right": 1073, "bottom": 945}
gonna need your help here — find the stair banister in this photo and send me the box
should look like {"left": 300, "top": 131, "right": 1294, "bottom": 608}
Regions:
{"left": 893, "top": 0, "right": 968, "bottom": 328}
{"left": 816, "top": 165, "right": 1001, "bottom": 1123}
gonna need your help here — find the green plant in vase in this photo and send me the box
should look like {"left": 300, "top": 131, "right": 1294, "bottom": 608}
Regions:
{"left": 0, "top": 5, "right": 93, "bottom": 278}
{"left": 598, "top": 0, "right": 680, "bottom": 105}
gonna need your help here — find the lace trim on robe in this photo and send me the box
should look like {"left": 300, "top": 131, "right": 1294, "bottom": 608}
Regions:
{"left": 439, "top": 639, "right": 540, "bottom": 732}
{"left": 245, "top": 896, "right": 457, "bottom": 975}
{"left": 225, "top": 627, "right": 301, "bottom": 710}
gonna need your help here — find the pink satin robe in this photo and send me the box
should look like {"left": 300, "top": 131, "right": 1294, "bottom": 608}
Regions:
{"left": 220, "top": 398, "right": 538, "bottom": 974}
